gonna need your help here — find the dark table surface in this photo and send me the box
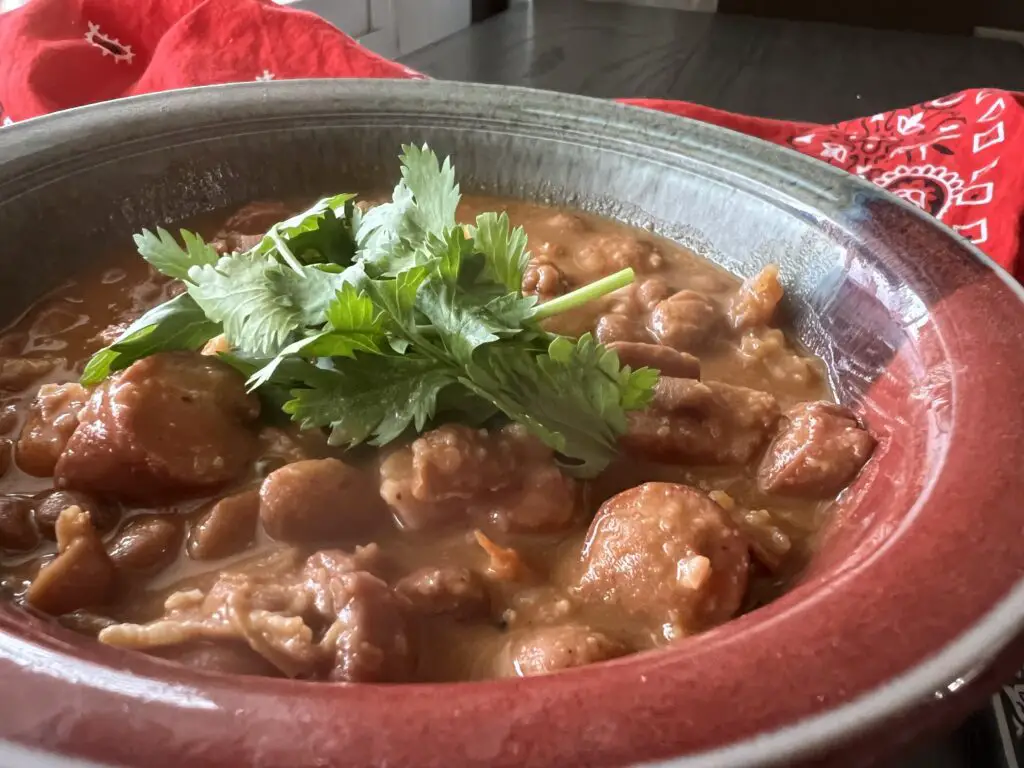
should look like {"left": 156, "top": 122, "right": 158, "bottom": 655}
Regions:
{"left": 401, "top": 2, "right": 1024, "bottom": 765}
{"left": 404, "top": 0, "right": 1024, "bottom": 123}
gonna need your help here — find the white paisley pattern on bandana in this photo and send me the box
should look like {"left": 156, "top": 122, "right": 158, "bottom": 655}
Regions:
{"left": 786, "top": 90, "right": 1007, "bottom": 248}
{"left": 84, "top": 21, "right": 135, "bottom": 64}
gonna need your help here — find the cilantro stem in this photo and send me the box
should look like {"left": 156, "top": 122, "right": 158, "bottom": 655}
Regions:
{"left": 528, "top": 268, "right": 636, "bottom": 322}
{"left": 270, "top": 230, "right": 306, "bottom": 275}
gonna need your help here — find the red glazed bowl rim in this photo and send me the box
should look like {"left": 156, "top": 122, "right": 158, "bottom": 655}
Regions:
{"left": 0, "top": 80, "right": 1023, "bottom": 767}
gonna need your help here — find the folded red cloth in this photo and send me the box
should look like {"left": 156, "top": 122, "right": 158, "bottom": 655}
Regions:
{"left": 2, "top": 0, "right": 1022, "bottom": 276}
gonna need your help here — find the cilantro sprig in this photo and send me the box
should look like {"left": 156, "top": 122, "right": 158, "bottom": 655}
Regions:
{"left": 83, "top": 144, "right": 658, "bottom": 476}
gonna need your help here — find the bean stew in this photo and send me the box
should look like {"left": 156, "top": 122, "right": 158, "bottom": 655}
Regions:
{"left": 0, "top": 148, "right": 874, "bottom": 683}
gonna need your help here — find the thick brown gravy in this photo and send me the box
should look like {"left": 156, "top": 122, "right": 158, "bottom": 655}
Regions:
{"left": 0, "top": 196, "right": 869, "bottom": 683}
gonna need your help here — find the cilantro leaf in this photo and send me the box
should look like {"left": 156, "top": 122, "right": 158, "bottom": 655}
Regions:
{"left": 286, "top": 208, "right": 355, "bottom": 267}
{"left": 284, "top": 354, "right": 455, "bottom": 446}
{"left": 415, "top": 278, "right": 503, "bottom": 364}
{"left": 81, "top": 293, "right": 221, "bottom": 386}
{"left": 356, "top": 183, "right": 416, "bottom": 273}
{"left": 133, "top": 228, "right": 219, "bottom": 281}
{"left": 222, "top": 352, "right": 333, "bottom": 389}
{"left": 245, "top": 330, "right": 373, "bottom": 391}
{"left": 461, "top": 334, "right": 655, "bottom": 476}
{"left": 433, "top": 383, "right": 500, "bottom": 427}
{"left": 272, "top": 265, "right": 343, "bottom": 327}
{"left": 325, "top": 282, "right": 384, "bottom": 337}
{"left": 356, "top": 145, "right": 461, "bottom": 275}
{"left": 618, "top": 358, "right": 660, "bottom": 410}
{"left": 415, "top": 275, "right": 536, "bottom": 365}
{"left": 246, "top": 284, "right": 386, "bottom": 390}
{"left": 471, "top": 212, "right": 529, "bottom": 292}
{"left": 253, "top": 194, "right": 357, "bottom": 268}
{"left": 363, "top": 266, "right": 430, "bottom": 339}
{"left": 483, "top": 293, "right": 539, "bottom": 328}
{"left": 398, "top": 144, "right": 460, "bottom": 235}
{"left": 421, "top": 227, "right": 472, "bottom": 286}
{"left": 187, "top": 256, "right": 343, "bottom": 357}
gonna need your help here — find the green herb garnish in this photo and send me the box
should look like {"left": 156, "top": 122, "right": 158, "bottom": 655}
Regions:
{"left": 83, "top": 144, "right": 658, "bottom": 476}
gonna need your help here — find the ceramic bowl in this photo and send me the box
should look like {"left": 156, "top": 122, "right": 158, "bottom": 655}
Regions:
{"left": 1, "top": 80, "right": 1024, "bottom": 768}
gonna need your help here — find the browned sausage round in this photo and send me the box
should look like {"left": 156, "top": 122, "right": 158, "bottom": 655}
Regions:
{"left": 55, "top": 352, "right": 259, "bottom": 503}
{"left": 574, "top": 482, "right": 749, "bottom": 637}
